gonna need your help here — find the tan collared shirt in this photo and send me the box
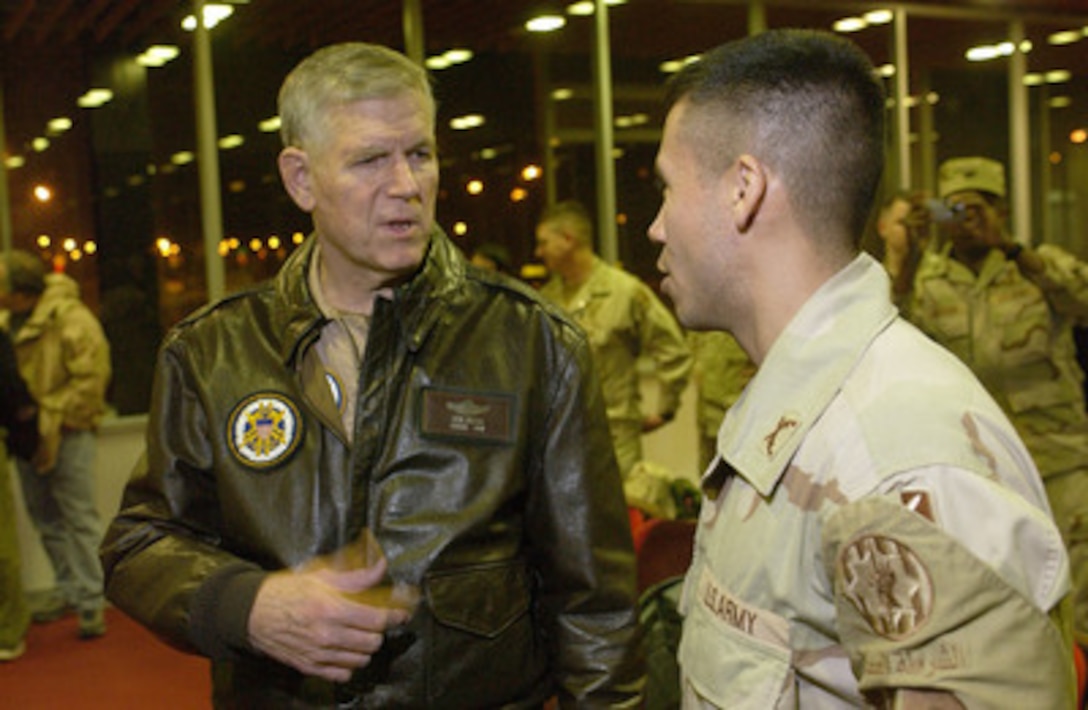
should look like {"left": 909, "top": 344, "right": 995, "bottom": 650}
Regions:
{"left": 307, "top": 245, "right": 371, "bottom": 440}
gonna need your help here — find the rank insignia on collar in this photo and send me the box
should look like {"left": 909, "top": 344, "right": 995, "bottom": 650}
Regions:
{"left": 227, "top": 392, "right": 303, "bottom": 469}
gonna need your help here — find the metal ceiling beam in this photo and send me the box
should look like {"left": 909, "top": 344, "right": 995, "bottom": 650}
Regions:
{"left": 2, "top": 0, "right": 37, "bottom": 43}
{"left": 33, "top": 0, "right": 75, "bottom": 45}
{"left": 94, "top": 0, "right": 144, "bottom": 43}
{"left": 61, "top": 0, "right": 113, "bottom": 44}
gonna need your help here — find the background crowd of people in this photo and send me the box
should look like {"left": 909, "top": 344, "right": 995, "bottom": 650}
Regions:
{"left": 0, "top": 22, "right": 1086, "bottom": 710}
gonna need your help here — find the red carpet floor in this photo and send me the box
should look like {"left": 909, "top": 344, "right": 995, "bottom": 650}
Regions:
{"left": 0, "top": 607, "right": 212, "bottom": 709}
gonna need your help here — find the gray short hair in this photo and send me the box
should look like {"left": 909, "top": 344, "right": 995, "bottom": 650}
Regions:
{"left": 278, "top": 42, "right": 435, "bottom": 151}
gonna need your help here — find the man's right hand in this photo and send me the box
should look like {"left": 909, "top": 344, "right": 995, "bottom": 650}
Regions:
{"left": 247, "top": 555, "right": 413, "bottom": 682}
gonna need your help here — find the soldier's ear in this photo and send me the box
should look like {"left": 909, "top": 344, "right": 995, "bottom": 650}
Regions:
{"left": 278, "top": 147, "right": 316, "bottom": 213}
{"left": 732, "top": 154, "right": 766, "bottom": 233}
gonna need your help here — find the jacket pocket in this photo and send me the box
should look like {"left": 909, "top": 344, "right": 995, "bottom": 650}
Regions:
{"left": 424, "top": 560, "right": 547, "bottom": 706}
{"left": 679, "top": 566, "right": 796, "bottom": 709}
{"left": 426, "top": 559, "right": 531, "bottom": 636}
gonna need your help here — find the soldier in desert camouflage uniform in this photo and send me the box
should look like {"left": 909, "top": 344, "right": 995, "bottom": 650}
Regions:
{"left": 650, "top": 30, "right": 1076, "bottom": 707}
{"left": 535, "top": 200, "right": 693, "bottom": 480}
{"left": 904, "top": 155, "right": 1088, "bottom": 646}
{"left": 687, "top": 330, "right": 755, "bottom": 472}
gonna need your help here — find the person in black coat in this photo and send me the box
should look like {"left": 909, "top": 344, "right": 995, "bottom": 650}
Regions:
{"left": 0, "top": 326, "right": 37, "bottom": 661}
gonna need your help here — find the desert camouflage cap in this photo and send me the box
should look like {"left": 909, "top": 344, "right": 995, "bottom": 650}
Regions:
{"left": 938, "top": 156, "right": 1006, "bottom": 199}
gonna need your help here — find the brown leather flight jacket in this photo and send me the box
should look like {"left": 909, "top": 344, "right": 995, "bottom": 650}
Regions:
{"left": 101, "top": 230, "right": 644, "bottom": 708}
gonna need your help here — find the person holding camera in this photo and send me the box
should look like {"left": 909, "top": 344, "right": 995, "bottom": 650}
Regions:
{"left": 902, "top": 155, "right": 1088, "bottom": 650}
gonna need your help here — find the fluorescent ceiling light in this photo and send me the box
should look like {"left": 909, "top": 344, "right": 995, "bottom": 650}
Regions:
{"left": 182, "top": 4, "right": 234, "bottom": 31}
{"left": 1048, "top": 30, "right": 1081, "bottom": 45}
{"left": 659, "top": 55, "right": 701, "bottom": 74}
{"left": 864, "top": 10, "right": 893, "bottom": 25}
{"left": 78, "top": 88, "right": 113, "bottom": 108}
{"left": 47, "top": 117, "right": 73, "bottom": 133}
{"left": 138, "top": 45, "right": 180, "bottom": 67}
{"left": 526, "top": 15, "right": 566, "bottom": 32}
{"left": 218, "top": 134, "right": 245, "bottom": 149}
{"left": 450, "top": 114, "right": 485, "bottom": 131}
{"left": 425, "top": 48, "right": 473, "bottom": 70}
{"left": 833, "top": 17, "right": 867, "bottom": 33}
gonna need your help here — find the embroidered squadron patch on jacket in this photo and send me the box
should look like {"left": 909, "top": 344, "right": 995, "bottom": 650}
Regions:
{"left": 419, "top": 386, "right": 515, "bottom": 444}
{"left": 227, "top": 392, "right": 303, "bottom": 469}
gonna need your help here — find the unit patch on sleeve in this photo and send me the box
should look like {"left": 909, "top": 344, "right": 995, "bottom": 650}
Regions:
{"left": 839, "top": 534, "right": 934, "bottom": 640}
{"left": 419, "top": 386, "right": 516, "bottom": 444}
{"left": 227, "top": 392, "right": 304, "bottom": 469}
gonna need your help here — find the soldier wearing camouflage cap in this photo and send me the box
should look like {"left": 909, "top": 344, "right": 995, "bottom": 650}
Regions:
{"left": 904, "top": 154, "right": 1088, "bottom": 649}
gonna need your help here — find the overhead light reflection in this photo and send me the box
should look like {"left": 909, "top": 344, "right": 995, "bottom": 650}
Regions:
{"left": 659, "top": 55, "right": 701, "bottom": 74}
{"left": 833, "top": 17, "right": 866, "bottom": 33}
{"left": 1048, "top": 30, "right": 1082, "bottom": 45}
{"left": 77, "top": 89, "right": 113, "bottom": 108}
{"left": 450, "top": 114, "right": 485, "bottom": 131}
{"left": 218, "top": 134, "right": 245, "bottom": 149}
{"left": 526, "top": 15, "right": 566, "bottom": 33}
{"left": 863, "top": 10, "right": 893, "bottom": 25}
{"left": 47, "top": 117, "right": 73, "bottom": 134}
{"left": 137, "top": 45, "right": 180, "bottom": 67}
{"left": 182, "top": 4, "right": 234, "bottom": 31}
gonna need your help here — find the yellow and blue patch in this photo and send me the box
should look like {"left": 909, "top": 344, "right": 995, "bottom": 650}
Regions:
{"left": 227, "top": 392, "right": 303, "bottom": 469}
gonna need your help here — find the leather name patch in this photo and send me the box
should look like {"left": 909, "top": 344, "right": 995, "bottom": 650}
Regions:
{"left": 419, "top": 387, "right": 516, "bottom": 444}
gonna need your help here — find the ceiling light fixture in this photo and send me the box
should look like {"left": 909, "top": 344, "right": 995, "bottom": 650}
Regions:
{"left": 47, "top": 117, "right": 73, "bottom": 134}
{"left": 182, "top": 4, "right": 234, "bottom": 31}
{"left": 863, "top": 10, "right": 893, "bottom": 25}
{"left": 1048, "top": 30, "right": 1082, "bottom": 46}
{"left": 659, "top": 55, "right": 701, "bottom": 74}
{"left": 137, "top": 45, "right": 180, "bottom": 67}
{"left": 526, "top": 15, "right": 566, "bottom": 33}
{"left": 450, "top": 114, "right": 485, "bottom": 130}
{"left": 833, "top": 17, "right": 867, "bottom": 33}
{"left": 77, "top": 88, "right": 113, "bottom": 108}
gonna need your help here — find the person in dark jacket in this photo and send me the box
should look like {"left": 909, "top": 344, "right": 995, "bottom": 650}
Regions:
{"left": 0, "top": 326, "right": 37, "bottom": 661}
{"left": 101, "top": 42, "right": 643, "bottom": 708}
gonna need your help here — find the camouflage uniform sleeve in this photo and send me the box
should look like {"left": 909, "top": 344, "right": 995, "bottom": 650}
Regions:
{"left": 899, "top": 251, "right": 944, "bottom": 331}
{"left": 820, "top": 487, "right": 1076, "bottom": 708}
{"left": 1031, "top": 244, "right": 1088, "bottom": 325}
{"left": 633, "top": 282, "right": 692, "bottom": 416}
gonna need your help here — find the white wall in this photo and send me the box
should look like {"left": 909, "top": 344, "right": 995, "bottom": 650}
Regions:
{"left": 640, "top": 373, "right": 702, "bottom": 484}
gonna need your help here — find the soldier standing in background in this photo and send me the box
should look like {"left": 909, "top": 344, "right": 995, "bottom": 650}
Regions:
{"left": 903, "top": 155, "right": 1088, "bottom": 651}
{"left": 535, "top": 200, "right": 692, "bottom": 479}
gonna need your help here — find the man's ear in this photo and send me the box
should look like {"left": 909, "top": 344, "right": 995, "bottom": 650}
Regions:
{"left": 731, "top": 153, "right": 767, "bottom": 233}
{"left": 278, "top": 147, "right": 316, "bottom": 213}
